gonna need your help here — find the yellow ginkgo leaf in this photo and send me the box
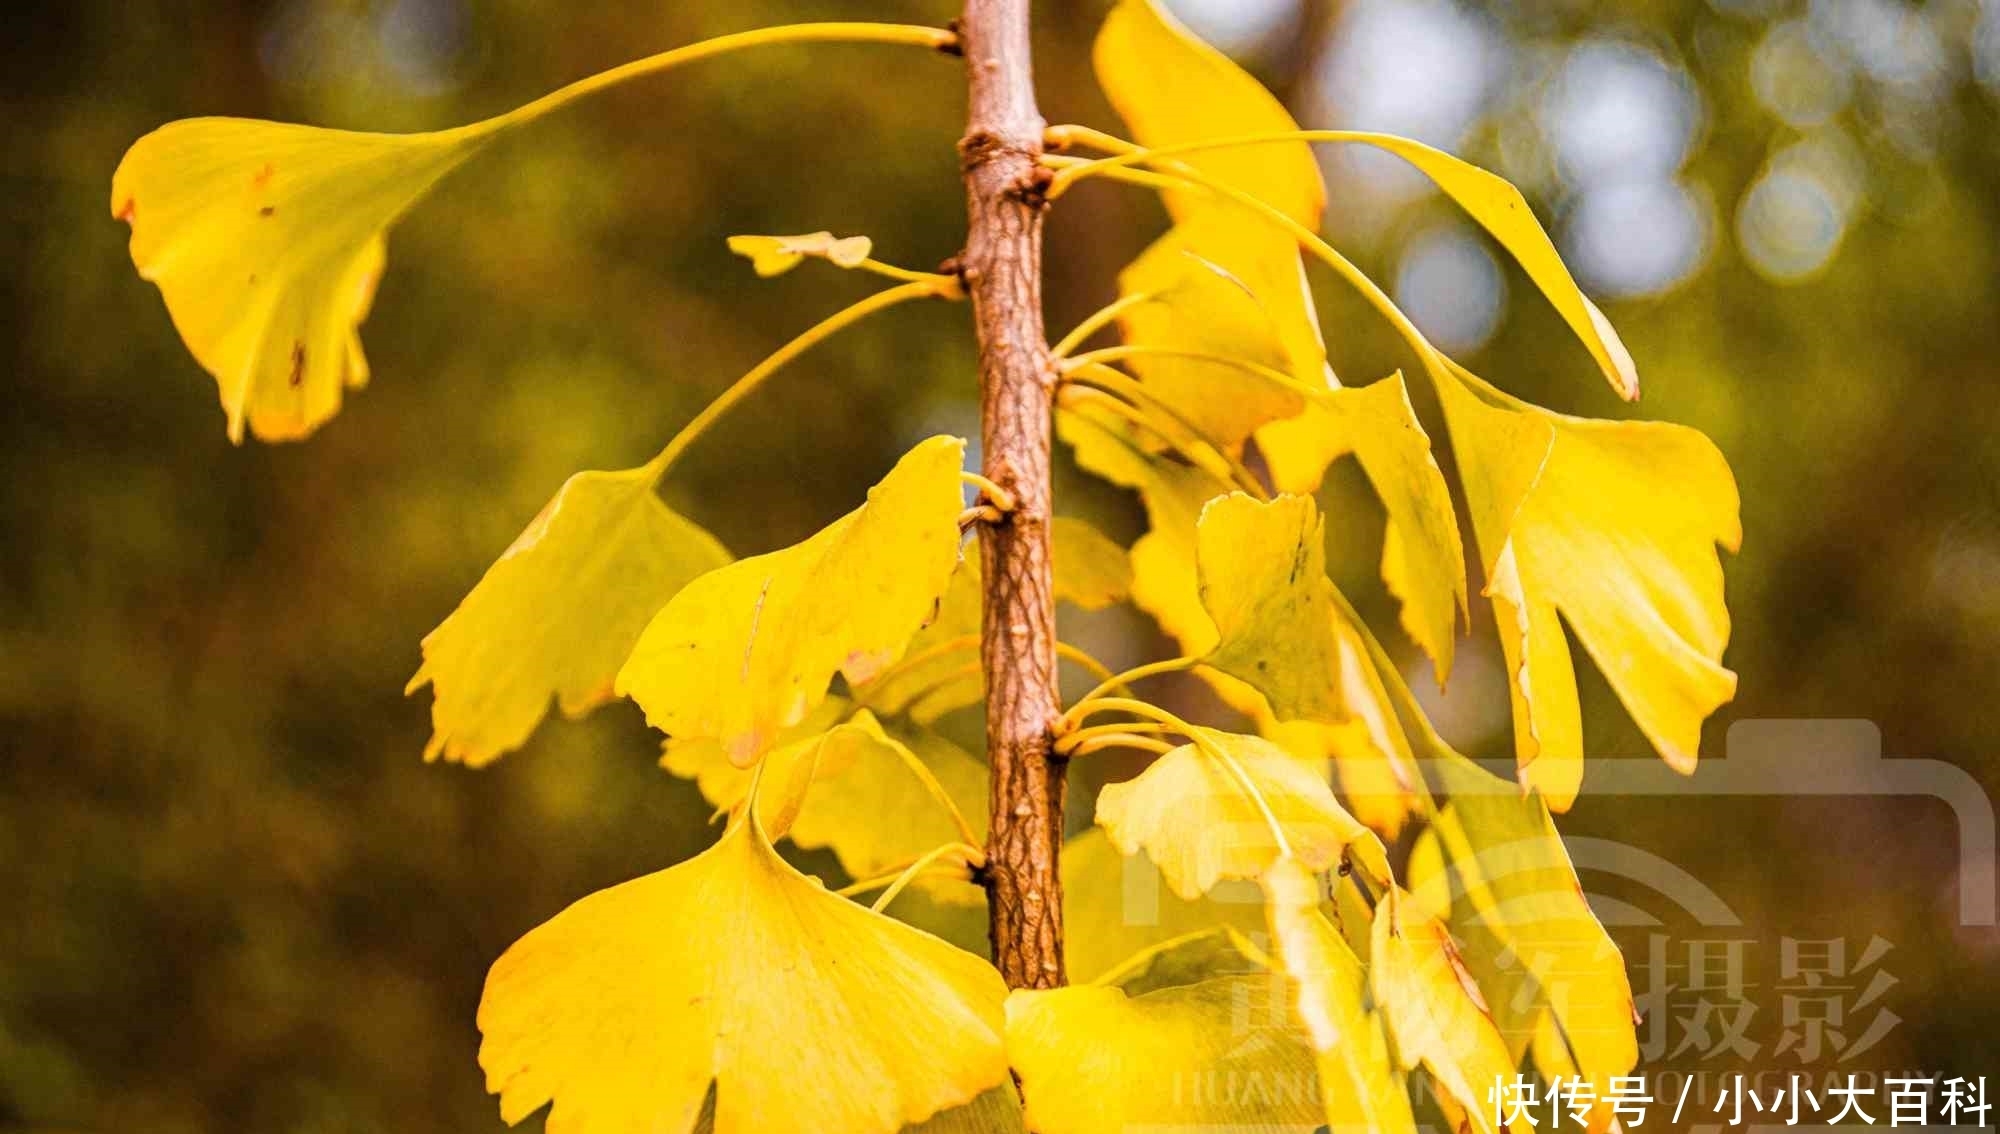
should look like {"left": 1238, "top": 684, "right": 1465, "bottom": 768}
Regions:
{"left": 112, "top": 120, "right": 481, "bottom": 442}
{"left": 1264, "top": 717, "right": 1423, "bottom": 841}
{"left": 1370, "top": 891, "right": 1529, "bottom": 1134}
{"left": 904, "top": 1088, "right": 1025, "bottom": 1134}
{"left": 1262, "top": 859, "right": 1417, "bottom": 1134}
{"left": 726, "top": 231, "right": 875, "bottom": 277}
{"left": 1005, "top": 974, "right": 1319, "bottom": 1134}
{"left": 1414, "top": 751, "right": 1637, "bottom": 1123}
{"left": 477, "top": 813, "right": 1008, "bottom": 1134}
{"left": 1254, "top": 373, "right": 1467, "bottom": 682}
{"left": 1060, "top": 828, "right": 1265, "bottom": 983}
{"left": 111, "top": 23, "right": 954, "bottom": 443}
{"left": 1093, "top": 0, "right": 1323, "bottom": 226}
{"left": 616, "top": 436, "right": 966, "bottom": 763}
{"left": 662, "top": 703, "right": 987, "bottom": 900}
{"left": 1345, "top": 133, "right": 1638, "bottom": 401}
{"left": 1095, "top": 0, "right": 1335, "bottom": 445}
{"left": 407, "top": 465, "right": 730, "bottom": 767}
{"left": 1059, "top": 404, "right": 1233, "bottom": 654}
{"left": 1110, "top": 227, "right": 1304, "bottom": 451}
{"left": 1434, "top": 360, "right": 1740, "bottom": 808}
{"left": 1094, "top": 725, "right": 1382, "bottom": 901}
{"left": 854, "top": 516, "right": 1131, "bottom": 722}
{"left": 1197, "top": 493, "right": 1434, "bottom": 734}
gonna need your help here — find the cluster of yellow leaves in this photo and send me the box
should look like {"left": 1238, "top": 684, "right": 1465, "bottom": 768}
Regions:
{"left": 1081, "top": 0, "right": 1740, "bottom": 806}
{"left": 107, "top": 2, "right": 1747, "bottom": 1131}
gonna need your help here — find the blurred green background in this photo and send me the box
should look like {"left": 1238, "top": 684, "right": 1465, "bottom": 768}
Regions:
{"left": 6, "top": 0, "right": 1999, "bottom": 1129}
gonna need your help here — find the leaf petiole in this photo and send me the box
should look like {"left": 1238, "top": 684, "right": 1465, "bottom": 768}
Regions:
{"left": 1049, "top": 291, "right": 1158, "bottom": 360}
{"left": 1064, "top": 657, "right": 1198, "bottom": 722}
{"left": 868, "top": 842, "right": 984, "bottom": 913}
{"left": 644, "top": 279, "right": 952, "bottom": 483}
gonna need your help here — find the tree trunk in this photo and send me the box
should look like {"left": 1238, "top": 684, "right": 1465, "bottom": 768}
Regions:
{"left": 957, "top": 0, "right": 1065, "bottom": 989}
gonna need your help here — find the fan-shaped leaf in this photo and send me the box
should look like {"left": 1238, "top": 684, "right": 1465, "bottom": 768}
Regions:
{"left": 1095, "top": 0, "right": 1333, "bottom": 447}
{"left": 407, "top": 465, "right": 730, "bottom": 766}
{"left": 478, "top": 813, "right": 1008, "bottom": 1134}
{"left": 1006, "top": 974, "right": 1319, "bottom": 1134}
{"left": 617, "top": 436, "right": 966, "bottom": 763}
{"left": 1197, "top": 493, "right": 1434, "bottom": 736}
{"left": 1061, "top": 828, "right": 1265, "bottom": 983}
{"left": 1093, "top": 0, "right": 1322, "bottom": 225}
{"left": 1345, "top": 133, "right": 1637, "bottom": 401}
{"left": 1254, "top": 374, "right": 1467, "bottom": 681}
{"left": 1434, "top": 361, "right": 1739, "bottom": 808}
{"left": 727, "top": 231, "right": 874, "bottom": 277}
{"left": 111, "top": 120, "right": 482, "bottom": 442}
{"left": 1371, "top": 892, "right": 1528, "bottom": 1134}
{"left": 1412, "top": 752, "right": 1637, "bottom": 1129}
{"left": 1095, "top": 725, "right": 1383, "bottom": 901}
{"left": 1262, "top": 859, "right": 1417, "bottom": 1134}
{"left": 1059, "top": 404, "right": 1232, "bottom": 653}
{"left": 662, "top": 704, "right": 986, "bottom": 901}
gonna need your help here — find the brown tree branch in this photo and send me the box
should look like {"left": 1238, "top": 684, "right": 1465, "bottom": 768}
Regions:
{"left": 957, "top": 0, "right": 1065, "bottom": 989}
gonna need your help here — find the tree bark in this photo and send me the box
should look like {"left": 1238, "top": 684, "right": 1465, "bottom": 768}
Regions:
{"left": 957, "top": 0, "right": 1065, "bottom": 989}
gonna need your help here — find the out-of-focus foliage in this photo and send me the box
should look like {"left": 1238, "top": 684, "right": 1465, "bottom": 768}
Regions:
{"left": 6, "top": 0, "right": 2000, "bottom": 1131}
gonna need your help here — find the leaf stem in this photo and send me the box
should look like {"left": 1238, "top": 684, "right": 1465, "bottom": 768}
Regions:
{"left": 1065, "top": 733, "right": 1175, "bottom": 758}
{"left": 870, "top": 842, "right": 982, "bottom": 913}
{"left": 468, "top": 23, "right": 958, "bottom": 139}
{"left": 850, "top": 633, "right": 981, "bottom": 707}
{"left": 645, "top": 280, "right": 948, "bottom": 483}
{"left": 1064, "top": 657, "right": 1198, "bottom": 721}
{"left": 959, "top": 471, "right": 1018, "bottom": 513}
{"left": 1063, "top": 363, "right": 1270, "bottom": 498}
{"left": 883, "top": 740, "right": 984, "bottom": 851}
{"left": 1053, "top": 642, "right": 1128, "bottom": 697}
{"left": 1066, "top": 345, "right": 1310, "bottom": 398}
{"left": 1040, "top": 154, "right": 1451, "bottom": 397}
{"left": 1049, "top": 291, "right": 1158, "bottom": 359}
{"left": 1057, "top": 384, "right": 1250, "bottom": 496}
{"left": 1054, "top": 719, "right": 1178, "bottom": 757}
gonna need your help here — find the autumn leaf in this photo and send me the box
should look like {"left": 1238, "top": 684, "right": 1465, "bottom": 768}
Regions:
{"left": 1371, "top": 891, "right": 1529, "bottom": 1134}
{"left": 616, "top": 436, "right": 966, "bottom": 763}
{"left": 1196, "top": 493, "right": 1432, "bottom": 736}
{"left": 407, "top": 465, "right": 730, "bottom": 767}
{"left": 1093, "top": 0, "right": 1322, "bottom": 225}
{"left": 1262, "top": 859, "right": 1417, "bottom": 1134}
{"left": 662, "top": 703, "right": 986, "bottom": 900}
{"left": 1060, "top": 828, "right": 1265, "bottom": 983}
{"left": 1094, "top": 0, "right": 1332, "bottom": 447}
{"left": 1412, "top": 751, "right": 1637, "bottom": 1128}
{"left": 477, "top": 807, "right": 1007, "bottom": 1134}
{"left": 1343, "top": 133, "right": 1638, "bottom": 401}
{"left": 1058, "top": 403, "right": 1233, "bottom": 653}
{"left": 1434, "top": 360, "right": 1740, "bottom": 808}
{"left": 1094, "top": 724, "right": 1384, "bottom": 900}
{"left": 111, "top": 120, "right": 480, "bottom": 442}
{"left": 1254, "top": 373, "right": 1467, "bottom": 682}
{"left": 1006, "top": 940, "right": 1319, "bottom": 1134}
{"left": 727, "top": 231, "right": 874, "bottom": 277}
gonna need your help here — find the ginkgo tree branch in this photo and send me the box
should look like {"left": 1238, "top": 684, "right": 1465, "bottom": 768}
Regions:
{"left": 957, "top": 0, "right": 1066, "bottom": 991}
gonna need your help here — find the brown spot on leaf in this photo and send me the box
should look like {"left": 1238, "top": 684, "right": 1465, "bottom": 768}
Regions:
{"left": 115, "top": 198, "right": 136, "bottom": 223}
{"left": 288, "top": 341, "right": 307, "bottom": 388}
{"left": 259, "top": 205, "right": 276, "bottom": 217}
{"left": 252, "top": 163, "right": 275, "bottom": 189}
